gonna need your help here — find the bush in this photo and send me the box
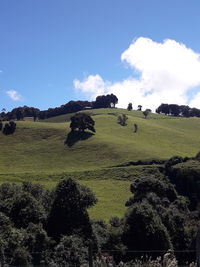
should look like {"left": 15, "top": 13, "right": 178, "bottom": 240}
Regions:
{"left": 123, "top": 200, "right": 172, "bottom": 255}
{"left": 3, "top": 121, "right": 16, "bottom": 135}
{"left": 118, "top": 114, "right": 128, "bottom": 126}
{"left": 51, "top": 235, "right": 88, "bottom": 266}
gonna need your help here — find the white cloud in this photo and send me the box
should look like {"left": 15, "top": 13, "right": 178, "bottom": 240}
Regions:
{"left": 189, "top": 92, "right": 200, "bottom": 109}
{"left": 74, "top": 74, "right": 110, "bottom": 98}
{"left": 74, "top": 37, "right": 200, "bottom": 111}
{"left": 6, "top": 90, "right": 22, "bottom": 101}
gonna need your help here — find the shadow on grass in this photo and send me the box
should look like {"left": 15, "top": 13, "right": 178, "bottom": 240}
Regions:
{"left": 64, "top": 130, "right": 94, "bottom": 147}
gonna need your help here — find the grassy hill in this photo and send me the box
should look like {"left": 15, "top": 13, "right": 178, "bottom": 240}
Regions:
{"left": 1, "top": 108, "right": 200, "bottom": 220}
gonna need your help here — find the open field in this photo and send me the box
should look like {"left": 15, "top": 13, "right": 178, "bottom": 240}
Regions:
{"left": 1, "top": 108, "right": 200, "bottom": 220}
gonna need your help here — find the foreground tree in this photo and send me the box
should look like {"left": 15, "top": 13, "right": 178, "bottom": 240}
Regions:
{"left": 122, "top": 171, "right": 196, "bottom": 264}
{"left": 47, "top": 178, "right": 97, "bottom": 240}
{"left": 123, "top": 200, "right": 172, "bottom": 255}
{"left": 52, "top": 235, "right": 88, "bottom": 266}
{"left": 70, "top": 113, "right": 95, "bottom": 133}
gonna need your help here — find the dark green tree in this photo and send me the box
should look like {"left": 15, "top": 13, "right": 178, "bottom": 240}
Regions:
{"left": 123, "top": 200, "right": 172, "bottom": 254}
{"left": 126, "top": 176, "right": 177, "bottom": 206}
{"left": 10, "top": 247, "right": 32, "bottom": 267}
{"left": 52, "top": 235, "right": 88, "bottom": 266}
{"left": 70, "top": 113, "right": 95, "bottom": 132}
{"left": 123, "top": 173, "right": 195, "bottom": 263}
{"left": 24, "top": 223, "right": 51, "bottom": 265}
{"left": 47, "top": 178, "right": 97, "bottom": 240}
{"left": 9, "top": 192, "right": 46, "bottom": 228}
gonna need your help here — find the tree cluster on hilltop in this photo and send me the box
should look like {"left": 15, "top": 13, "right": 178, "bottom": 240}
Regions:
{"left": 156, "top": 103, "right": 200, "bottom": 117}
{"left": 1, "top": 93, "right": 118, "bottom": 121}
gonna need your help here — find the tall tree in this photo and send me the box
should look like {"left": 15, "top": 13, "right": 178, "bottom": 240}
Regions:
{"left": 47, "top": 178, "right": 97, "bottom": 240}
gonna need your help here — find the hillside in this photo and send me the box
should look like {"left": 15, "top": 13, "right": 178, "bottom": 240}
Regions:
{"left": 1, "top": 108, "right": 200, "bottom": 173}
{"left": 1, "top": 108, "right": 200, "bottom": 220}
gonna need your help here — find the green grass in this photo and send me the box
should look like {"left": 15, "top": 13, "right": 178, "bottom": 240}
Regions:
{"left": 30, "top": 178, "right": 132, "bottom": 221}
{"left": 1, "top": 115, "right": 197, "bottom": 174}
{"left": 0, "top": 165, "right": 157, "bottom": 221}
{"left": 80, "top": 179, "right": 131, "bottom": 221}
{"left": 1, "top": 108, "right": 200, "bottom": 220}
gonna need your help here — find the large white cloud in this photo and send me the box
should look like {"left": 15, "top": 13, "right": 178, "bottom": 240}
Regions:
{"left": 6, "top": 90, "right": 22, "bottom": 101}
{"left": 74, "top": 37, "right": 200, "bottom": 111}
{"left": 74, "top": 74, "right": 109, "bottom": 98}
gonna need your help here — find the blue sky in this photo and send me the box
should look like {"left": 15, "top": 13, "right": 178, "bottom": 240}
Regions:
{"left": 1, "top": 0, "right": 200, "bottom": 111}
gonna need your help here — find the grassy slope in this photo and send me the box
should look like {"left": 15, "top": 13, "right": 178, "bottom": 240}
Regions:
{"left": 1, "top": 108, "right": 200, "bottom": 220}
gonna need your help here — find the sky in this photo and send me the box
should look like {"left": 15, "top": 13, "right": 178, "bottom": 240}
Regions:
{"left": 1, "top": 0, "right": 200, "bottom": 111}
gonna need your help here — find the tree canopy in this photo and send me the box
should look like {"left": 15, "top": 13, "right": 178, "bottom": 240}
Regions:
{"left": 156, "top": 103, "right": 200, "bottom": 117}
{"left": 47, "top": 178, "right": 97, "bottom": 240}
{"left": 93, "top": 94, "right": 118, "bottom": 109}
{"left": 70, "top": 113, "right": 95, "bottom": 132}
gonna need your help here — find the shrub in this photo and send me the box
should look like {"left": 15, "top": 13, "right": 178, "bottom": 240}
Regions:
{"left": 118, "top": 114, "right": 128, "bottom": 126}
{"left": 3, "top": 121, "right": 16, "bottom": 135}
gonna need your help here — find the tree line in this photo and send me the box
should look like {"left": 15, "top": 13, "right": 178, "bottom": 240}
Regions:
{"left": 2, "top": 98, "right": 200, "bottom": 122}
{"left": 156, "top": 103, "right": 200, "bottom": 117}
{"left": 1, "top": 94, "right": 118, "bottom": 121}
